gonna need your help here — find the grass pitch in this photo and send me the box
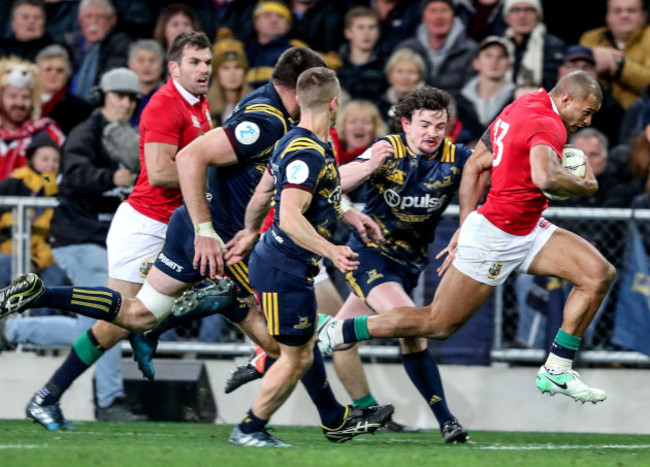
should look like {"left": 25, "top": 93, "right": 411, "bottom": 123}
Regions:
{"left": 2, "top": 420, "right": 650, "bottom": 467}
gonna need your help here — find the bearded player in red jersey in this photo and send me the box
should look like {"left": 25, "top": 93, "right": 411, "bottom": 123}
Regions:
{"left": 319, "top": 70, "right": 615, "bottom": 404}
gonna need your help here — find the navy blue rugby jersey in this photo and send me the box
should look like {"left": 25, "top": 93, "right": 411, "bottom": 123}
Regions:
{"left": 207, "top": 81, "right": 292, "bottom": 242}
{"left": 255, "top": 127, "right": 341, "bottom": 278}
{"left": 350, "top": 134, "right": 472, "bottom": 273}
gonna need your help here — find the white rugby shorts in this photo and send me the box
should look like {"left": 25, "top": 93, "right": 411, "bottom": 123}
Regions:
{"left": 106, "top": 202, "right": 168, "bottom": 283}
{"left": 453, "top": 211, "right": 557, "bottom": 286}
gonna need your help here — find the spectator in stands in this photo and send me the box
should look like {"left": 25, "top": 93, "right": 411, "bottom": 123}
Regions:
{"left": 455, "top": 0, "right": 507, "bottom": 42}
{"left": 246, "top": 1, "right": 307, "bottom": 89}
{"left": 37, "top": 45, "right": 93, "bottom": 135}
{"left": 153, "top": 3, "right": 201, "bottom": 53}
{"left": 502, "top": 0, "right": 565, "bottom": 91}
{"left": 378, "top": 48, "right": 426, "bottom": 125}
{"left": 456, "top": 35, "right": 515, "bottom": 145}
{"left": 66, "top": 0, "right": 132, "bottom": 100}
{"left": 337, "top": 7, "right": 386, "bottom": 102}
{"left": 0, "top": 56, "right": 64, "bottom": 180}
{"left": 0, "top": 132, "right": 68, "bottom": 316}
{"left": 0, "top": 0, "right": 55, "bottom": 62}
{"left": 627, "top": 102, "right": 650, "bottom": 194}
{"left": 206, "top": 29, "right": 252, "bottom": 127}
{"left": 557, "top": 45, "right": 624, "bottom": 148}
{"left": 579, "top": 0, "right": 650, "bottom": 109}
{"left": 127, "top": 40, "right": 164, "bottom": 128}
{"left": 47, "top": 67, "right": 141, "bottom": 421}
{"left": 289, "top": 0, "right": 346, "bottom": 54}
{"left": 331, "top": 99, "right": 388, "bottom": 167}
{"left": 395, "top": 0, "right": 478, "bottom": 98}
{"left": 374, "top": 0, "right": 421, "bottom": 57}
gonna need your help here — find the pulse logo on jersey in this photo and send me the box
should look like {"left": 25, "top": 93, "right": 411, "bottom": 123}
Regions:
{"left": 383, "top": 188, "right": 445, "bottom": 212}
{"left": 235, "top": 121, "right": 261, "bottom": 145}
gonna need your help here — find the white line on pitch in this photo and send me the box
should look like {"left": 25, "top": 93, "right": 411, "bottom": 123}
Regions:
{"left": 480, "top": 444, "right": 650, "bottom": 450}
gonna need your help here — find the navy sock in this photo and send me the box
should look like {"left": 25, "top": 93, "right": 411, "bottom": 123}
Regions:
{"left": 33, "top": 286, "right": 122, "bottom": 322}
{"left": 264, "top": 355, "right": 276, "bottom": 372}
{"left": 36, "top": 329, "right": 105, "bottom": 406}
{"left": 341, "top": 317, "right": 370, "bottom": 344}
{"left": 147, "top": 298, "right": 242, "bottom": 341}
{"left": 302, "top": 346, "right": 346, "bottom": 428}
{"left": 402, "top": 349, "right": 454, "bottom": 427}
{"left": 238, "top": 409, "right": 268, "bottom": 434}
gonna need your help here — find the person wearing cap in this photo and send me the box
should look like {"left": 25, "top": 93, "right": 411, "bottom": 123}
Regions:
{"left": 0, "top": 56, "right": 65, "bottom": 180}
{"left": 558, "top": 45, "right": 624, "bottom": 147}
{"left": 246, "top": 0, "right": 309, "bottom": 89}
{"left": 207, "top": 29, "right": 252, "bottom": 126}
{"left": 456, "top": 35, "right": 515, "bottom": 144}
{"left": 579, "top": 0, "right": 650, "bottom": 109}
{"left": 394, "top": 0, "right": 479, "bottom": 99}
{"left": 33, "top": 66, "right": 142, "bottom": 424}
{"left": 502, "top": 0, "right": 565, "bottom": 92}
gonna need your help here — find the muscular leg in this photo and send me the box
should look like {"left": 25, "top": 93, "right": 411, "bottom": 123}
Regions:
{"left": 527, "top": 228, "right": 615, "bottom": 337}
{"left": 235, "top": 295, "right": 280, "bottom": 358}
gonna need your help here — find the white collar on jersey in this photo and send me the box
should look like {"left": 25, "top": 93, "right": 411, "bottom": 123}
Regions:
{"left": 549, "top": 94, "right": 559, "bottom": 116}
{"left": 172, "top": 79, "right": 200, "bottom": 106}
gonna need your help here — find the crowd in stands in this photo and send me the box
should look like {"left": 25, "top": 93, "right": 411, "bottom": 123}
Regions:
{"left": 1, "top": 0, "right": 650, "bottom": 349}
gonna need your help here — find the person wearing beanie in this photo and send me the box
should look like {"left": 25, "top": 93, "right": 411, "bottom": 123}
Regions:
{"left": 0, "top": 56, "right": 65, "bottom": 181}
{"left": 207, "top": 28, "right": 253, "bottom": 125}
{"left": 579, "top": 0, "right": 650, "bottom": 109}
{"left": 502, "top": 0, "right": 565, "bottom": 91}
{"left": 246, "top": 0, "right": 309, "bottom": 88}
{"left": 393, "top": 0, "right": 478, "bottom": 99}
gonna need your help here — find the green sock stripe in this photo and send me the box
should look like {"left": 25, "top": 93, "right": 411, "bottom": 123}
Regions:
{"left": 555, "top": 329, "right": 581, "bottom": 351}
{"left": 353, "top": 316, "right": 370, "bottom": 341}
{"left": 73, "top": 331, "right": 104, "bottom": 365}
{"left": 352, "top": 393, "right": 378, "bottom": 409}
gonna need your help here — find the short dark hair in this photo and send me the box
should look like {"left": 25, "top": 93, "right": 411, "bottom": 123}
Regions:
{"left": 168, "top": 31, "right": 211, "bottom": 64}
{"left": 297, "top": 67, "right": 340, "bottom": 110}
{"left": 344, "top": 6, "right": 379, "bottom": 29}
{"left": 271, "top": 47, "right": 327, "bottom": 89}
{"left": 392, "top": 86, "right": 450, "bottom": 129}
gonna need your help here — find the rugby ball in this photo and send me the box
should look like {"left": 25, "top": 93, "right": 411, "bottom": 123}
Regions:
{"left": 543, "top": 145, "right": 586, "bottom": 201}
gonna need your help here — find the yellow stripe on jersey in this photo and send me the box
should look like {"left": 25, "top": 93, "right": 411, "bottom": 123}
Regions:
{"left": 387, "top": 135, "right": 406, "bottom": 159}
{"left": 280, "top": 137, "right": 325, "bottom": 159}
{"left": 440, "top": 139, "right": 456, "bottom": 163}
{"left": 244, "top": 103, "right": 287, "bottom": 133}
{"left": 227, "top": 262, "right": 253, "bottom": 294}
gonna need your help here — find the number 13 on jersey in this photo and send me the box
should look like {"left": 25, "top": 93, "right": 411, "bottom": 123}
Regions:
{"left": 492, "top": 119, "right": 510, "bottom": 167}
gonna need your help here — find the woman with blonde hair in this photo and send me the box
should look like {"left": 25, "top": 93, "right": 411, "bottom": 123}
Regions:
{"left": 206, "top": 29, "right": 253, "bottom": 126}
{"left": 332, "top": 99, "right": 387, "bottom": 166}
{"left": 379, "top": 48, "right": 426, "bottom": 127}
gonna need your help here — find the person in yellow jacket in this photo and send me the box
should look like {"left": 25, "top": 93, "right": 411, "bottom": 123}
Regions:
{"left": 0, "top": 131, "right": 68, "bottom": 315}
{"left": 579, "top": 0, "right": 650, "bottom": 109}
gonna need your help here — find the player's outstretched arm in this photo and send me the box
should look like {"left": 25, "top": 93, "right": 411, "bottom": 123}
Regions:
{"left": 458, "top": 140, "right": 492, "bottom": 225}
{"left": 530, "top": 144, "right": 598, "bottom": 198}
{"left": 340, "top": 140, "right": 394, "bottom": 192}
{"left": 225, "top": 169, "right": 275, "bottom": 265}
{"left": 144, "top": 142, "right": 180, "bottom": 187}
{"left": 176, "top": 127, "right": 239, "bottom": 278}
{"left": 280, "top": 188, "right": 359, "bottom": 273}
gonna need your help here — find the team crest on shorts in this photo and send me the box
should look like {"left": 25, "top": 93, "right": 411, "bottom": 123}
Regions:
{"left": 139, "top": 259, "right": 154, "bottom": 278}
{"left": 487, "top": 261, "right": 503, "bottom": 280}
{"left": 293, "top": 316, "right": 311, "bottom": 330}
{"left": 366, "top": 269, "right": 384, "bottom": 284}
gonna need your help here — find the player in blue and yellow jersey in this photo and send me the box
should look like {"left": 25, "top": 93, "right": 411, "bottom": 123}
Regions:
{"left": 0, "top": 48, "right": 327, "bottom": 372}
{"left": 326, "top": 87, "right": 473, "bottom": 444}
{"left": 229, "top": 67, "right": 393, "bottom": 447}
